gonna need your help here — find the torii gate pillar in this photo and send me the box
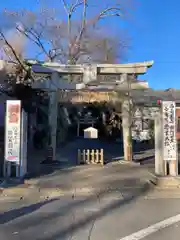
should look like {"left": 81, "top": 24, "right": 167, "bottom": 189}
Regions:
{"left": 48, "top": 72, "right": 59, "bottom": 161}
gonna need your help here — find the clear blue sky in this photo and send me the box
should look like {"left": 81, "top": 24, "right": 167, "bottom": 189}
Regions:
{"left": 0, "top": 0, "right": 180, "bottom": 90}
{"left": 126, "top": 0, "right": 180, "bottom": 90}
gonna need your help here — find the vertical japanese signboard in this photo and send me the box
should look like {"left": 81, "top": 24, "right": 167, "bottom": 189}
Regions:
{"left": 162, "top": 101, "right": 177, "bottom": 161}
{"left": 5, "top": 100, "right": 21, "bottom": 163}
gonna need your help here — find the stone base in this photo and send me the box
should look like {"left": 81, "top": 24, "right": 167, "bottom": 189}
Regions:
{"left": 150, "top": 173, "right": 180, "bottom": 188}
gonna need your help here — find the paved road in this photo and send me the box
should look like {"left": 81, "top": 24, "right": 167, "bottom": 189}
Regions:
{"left": 1, "top": 190, "right": 180, "bottom": 240}
{"left": 0, "top": 138, "right": 163, "bottom": 240}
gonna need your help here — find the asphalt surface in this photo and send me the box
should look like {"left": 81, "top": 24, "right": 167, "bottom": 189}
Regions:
{"left": 0, "top": 138, "right": 174, "bottom": 240}
{"left": 1, "top": 190, "right": 180, "bottom": 240}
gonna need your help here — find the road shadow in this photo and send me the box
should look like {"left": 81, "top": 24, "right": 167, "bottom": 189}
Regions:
{"left": 13, "top": 179, "right": 152, "bottom": 240}
{"left": 0, "top": 198, "right": 58, "bottom": 225}
{"left": 133, "top": 140, "right": 154, "bottom": 153}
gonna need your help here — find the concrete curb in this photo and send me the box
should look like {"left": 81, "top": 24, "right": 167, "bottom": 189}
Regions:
{"left": 0, "top": 180, "right": 150, "bottom": 200}
{"left": 149, "top": 173, "right": 180, "bottom": 189}
{"left": 144, "top": 189, "right": 180, "bottom": 199}
{"left": 2, "top": 170, "right": 176, "bottom": 200}
{"left": 2, "top": 180, "right": 180, "bottom": 200}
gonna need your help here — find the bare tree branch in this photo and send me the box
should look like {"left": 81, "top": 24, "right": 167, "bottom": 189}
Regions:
{"left": 98, "top": 7, "right": 122, "bottom": 18}
{"left": 1, "top": 1, "right": 129, "bottom": 66}
{"left": 73, "top": 0, "right": 87, "bottom": 53}
{"left": 61, "top": 0, "right": 69, "bottom": 15}
{"left": 71, "top": 0, "right": 84, "bottom": 13}
{"left": 0, "top": 30, "right": 27, "bottom": 72}
{"left": 16, "top": 25, "right": 51, "bottom": 61}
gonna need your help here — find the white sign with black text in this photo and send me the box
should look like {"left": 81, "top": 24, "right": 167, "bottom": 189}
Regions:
{"left": 162, "top": 101, "right": 177, "bottom": 161}
{"left": 5, "top": 100, "right": 21, "bottom": 163}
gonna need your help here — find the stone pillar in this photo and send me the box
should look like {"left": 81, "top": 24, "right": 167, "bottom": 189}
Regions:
{"left": 48, "top": 72, "right": 59, "bottom": 160}
{"left": 122, "top": 100, "right": 132, "bottom": 161}
{"left": 158, "top": 101, "right": 178, "bottom": 177}
{"left": 155, "top": 111, "right": 164, "bottom": 175}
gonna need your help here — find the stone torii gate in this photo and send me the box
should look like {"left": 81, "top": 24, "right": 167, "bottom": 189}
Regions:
{"left": 30, "top": 61, "right": 154, "bottom": 161}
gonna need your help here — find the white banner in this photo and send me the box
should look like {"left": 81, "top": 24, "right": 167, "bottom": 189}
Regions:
{"left": 5, "top": 100, "right": 21, "bottom": 163}
{"left": 162, "top": 101, "right": 177, "bottom": 161}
